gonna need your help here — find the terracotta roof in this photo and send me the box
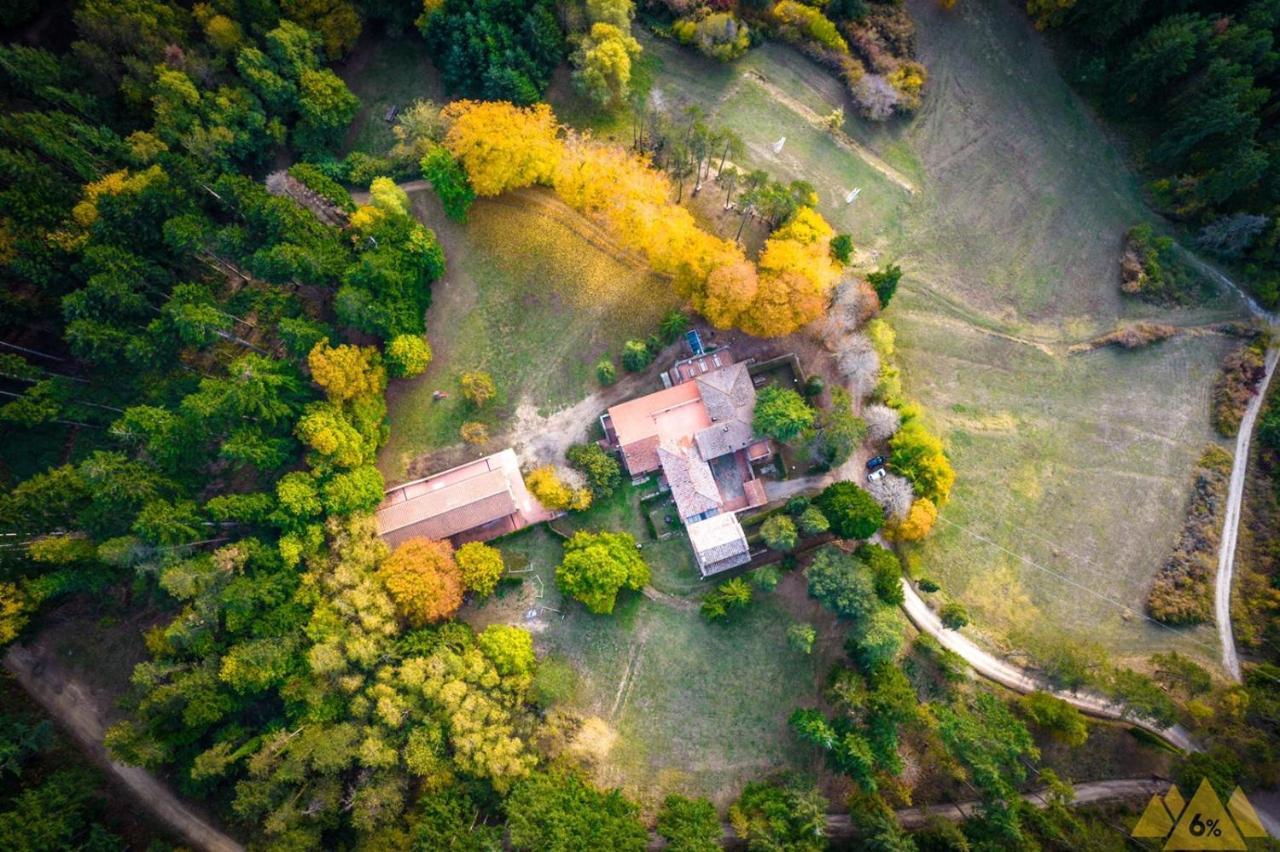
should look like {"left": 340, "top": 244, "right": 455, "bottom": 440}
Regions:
{"left": 686, "top": 513, "right": 751, "bottom": 576}
{"left": 659, "top": 443, "right": 721, "bottom": 521}
{"left": 606, "top": 382, "right": 711, "bottom": 474}
{"left": 377, "top": 466, "right": 516, "bottom": 542}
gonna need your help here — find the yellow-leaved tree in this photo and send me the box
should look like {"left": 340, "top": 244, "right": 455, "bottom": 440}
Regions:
{"left": 378, "top": 537, "right": 464, "bottom": 626}
{"left": 441, "top": 100, "right": 561, "bottom": 196}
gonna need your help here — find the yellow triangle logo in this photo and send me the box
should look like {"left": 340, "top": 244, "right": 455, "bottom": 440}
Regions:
{"left": 1227, "top": 787, "right": 1267, "bottom": 839}
{"left": 1133, "top": 794, "right": 1175, "bottom": 837}
{"left": 1165, "top": 784, "right": 1186, "bottom": 817}
{"left": 1163, "top": 779, "right": 1245, "bottom": 850}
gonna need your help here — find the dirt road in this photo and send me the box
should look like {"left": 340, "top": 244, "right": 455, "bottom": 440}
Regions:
{"left": 899, "top": 576, "right": 1197, "bottom": 752}
{"left": 3, "top": 644, "right": 244, "bottom": 852}
{"left": 1216, "top": 346, "right": 1279, "bottom": 681}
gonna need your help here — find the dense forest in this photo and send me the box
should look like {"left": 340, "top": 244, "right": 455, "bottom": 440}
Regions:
{"left": 1031, "top": 0, "right": 1280, "bottom": 306}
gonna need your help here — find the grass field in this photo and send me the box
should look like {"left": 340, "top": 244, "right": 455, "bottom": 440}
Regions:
{"left": 377, "top": 191, "right": 679, "bottom": 481}
{"left": 627, "top": 0, "right": 1249, "bottom": 666}
{"left": 337, "top": 32, "right": 443, "bottom": 157}
{"left": 464, "top": 491, "right": 825, "bottom": 808}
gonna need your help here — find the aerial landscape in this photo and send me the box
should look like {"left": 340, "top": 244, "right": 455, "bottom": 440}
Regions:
{"left": 2, "top": 0, "right": 1280, "bottom": 849}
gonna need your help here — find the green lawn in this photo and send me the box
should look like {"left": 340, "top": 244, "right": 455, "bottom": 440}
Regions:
{"left": 377, "top": 191, "right": 679, "bottom": 481}
{"left": 466, "top": 515, "right": 821, "bottom": 809}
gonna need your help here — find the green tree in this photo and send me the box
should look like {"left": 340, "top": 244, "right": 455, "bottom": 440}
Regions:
{"left": 830, "top": 233, "right": 853, "bottom": 264}
{"left": 421, "top": 0, "right": 564, "bottom": 105}
{"left": 555, "top": 530, "right": 649, "bottom": 614}
{"left": 815, "top": 481, "right": 884, "bottom": 540}
{"left": 798, "top": 505, "right": 829, "bottom": 535}
{"left": 455, "top": 541, "right": 505, "bottom": 597}
{"left": 421, "top": 145, "right": 475, "bottom": 222}
{"left": 754, "top": 386, "right": 814, "bottom": 443}
{"left": 728, "top": 778, "right": 827, "bottom": 852}
{"left": 621, "top": 339, "right": 652, "bottom": 372}
{"left": 656, "top": 794, "right": 721, "bottom": 852}
{"left": 761, "top": 514, "right": 798, "bottom": 552}
{"left": 386, "top": 334, "right": 432, "bottom": 378}
{"left": 806, "top": 387, "right": 866, "bottom": 468}
{"left": 1017, "top": 692, "right": 1088, "bottom": 747}
{"left": 700, "top": 577, "right": 753, "bottom": 621}
{"left": 294, "top": 68, "right": 359, "bottom": 155}
{"left": 856, "top": 543, "right": 903, "bottom": 606}
{"left": 659, "top": 310, "right": 690, "bottom": 343}
{"left": 867, "top": 264, "right": 901, "bottom": 308}
{"left": 506, "top": 767, "right": 647, "bottom": 852}
{"left": 848, "top": 608, "right": 904, "bottom": 669}
{"left": 566, "top": 443, "right": 622, "bottom": 498}
{"left": 806, "top": 546, "right": 877, "bottom": 620}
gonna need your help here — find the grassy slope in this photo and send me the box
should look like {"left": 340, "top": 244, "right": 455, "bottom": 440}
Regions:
{"left": 378, "top": 191, "right": 677, "bottom": 481}
{"left": 638, "top": 1, "right": 1244, "bottom": 663}
{"left": 466, "top": 515, "right": 820, "bottom": 809}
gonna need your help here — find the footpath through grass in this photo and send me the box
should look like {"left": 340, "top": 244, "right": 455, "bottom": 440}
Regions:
{"left": 465, "top": 484, "right": 820, "bottom": 807}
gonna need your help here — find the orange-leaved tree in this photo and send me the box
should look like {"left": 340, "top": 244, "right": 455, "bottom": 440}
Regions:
{"left": 378, "top": 537, "right": 464, "bottom": 625}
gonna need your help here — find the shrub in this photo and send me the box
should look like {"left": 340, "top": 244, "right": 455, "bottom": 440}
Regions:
{"left": 287, "top": 162, "right": 355, "bottom": 212}
{"left": 459, "top": 370, "right": 496, "bottom": 406}
{"left": 596, "top": 358, "right": 617, "bottom": 385}
{"left": 750, "top": 565, "right": 782, "bottom": 592}
{"left": 621, "top": 340, "right": 652, "bottom": 372}
{"left": 815, "top": 481, "right": 884, "bottom": 540}
{"left": 761, "top": 515, "right": 799, "bottom": 552}
{"left": 455, "top": 541, "right": 504, "bottom": 597}
{"left": 918, "top": 578, "right": 939, "bottom": 593}
{"left": 525, "top": 466, "right": 592, "bottom": 512}
{"left": 1147, "top": 446, "right": 1232, "bottom": 625}
{"left": 754, "top": 386, "right": 814, "bottom": 443}
{"left": 1211, "top": 342, "right": 1266, "bottom": 437}
{"left": 532, "top": 657, "right": 578, "bottom": 707}
{"left": 830, "top": 233, "right": 853, "bottom": 264}
{"left": 787, "top": 622, "right": 817, "bottom": 654}
{"left": 385, "top": 334, "right": 432, "bottom": 378}
{"left": 939, "top": 601, "right": 969, "bottom": 630}
{"left": 459, "top": 421, "right": 489, "bottom": 445}
{"left": 567, "top": 443, "right": 622, "bottom": 498}
{"left": 785, "top": 495, "right": 811, "bottom": 515}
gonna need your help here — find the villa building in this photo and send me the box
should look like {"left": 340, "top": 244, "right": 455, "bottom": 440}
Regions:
{"left": 601, "top": 352, "right": 772, "bottom": 576}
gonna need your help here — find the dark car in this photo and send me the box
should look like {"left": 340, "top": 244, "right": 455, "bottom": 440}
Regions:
{"left": 866, "top": 455, "right": 886, "bottom": 470}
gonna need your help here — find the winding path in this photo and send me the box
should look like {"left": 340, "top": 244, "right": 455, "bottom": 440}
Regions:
{"left": 1183, "top": 252, "right": 1280, "bottom": 682}
{"left": 1216, "top": 346, "right": 1280, "bottom": 681}
{"left": 3, "top": 644, "right": 244, "bottom": 852}
{"left": 898, "top": 577, "right": 1197, "bottom": 751}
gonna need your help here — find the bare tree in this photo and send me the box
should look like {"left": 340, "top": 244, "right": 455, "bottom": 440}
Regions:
{"left": 864, "top": 404, "right": 901, "bottom": 443}
{"left": 837, "top": 334, "right": 880, "bottom": 398}
{"left": 868, "top": 472, "right": 914, "bottom": 520}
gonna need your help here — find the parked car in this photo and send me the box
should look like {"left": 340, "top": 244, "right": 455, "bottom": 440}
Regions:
{"left": 868, "top": 467, "right": 887, "bottom": 482}
{"left": 866, "top": 455, "right": 886, "bottom": 470}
